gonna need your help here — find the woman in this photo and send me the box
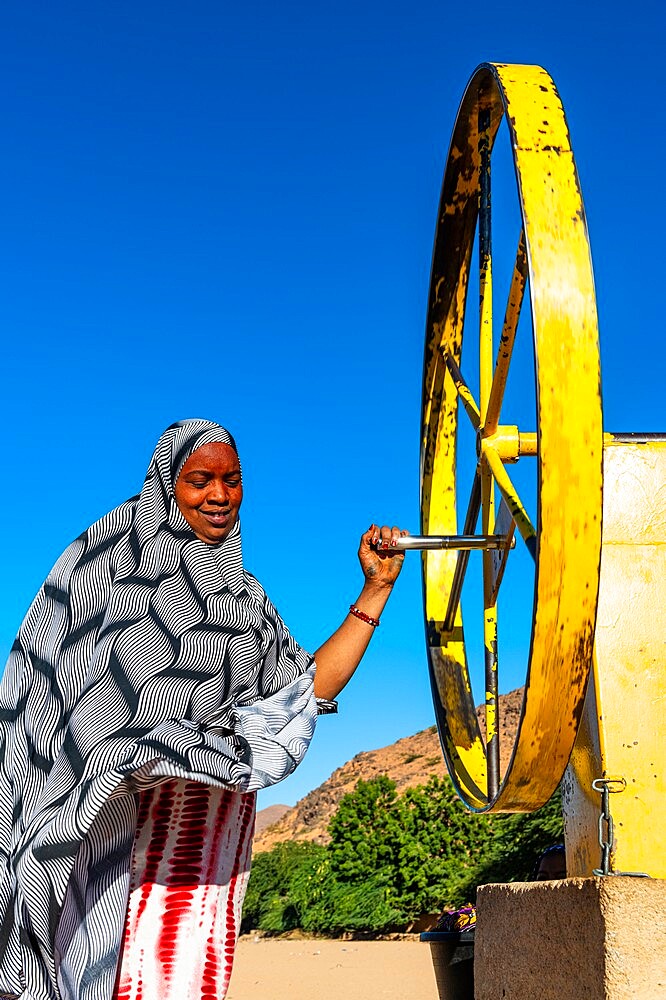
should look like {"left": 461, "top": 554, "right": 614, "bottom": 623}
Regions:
{"left": 532, "top": 844, "right": 566, "bottom": 881}
{"left": 0, "top": 419, "right": 406, "bottom": 1000}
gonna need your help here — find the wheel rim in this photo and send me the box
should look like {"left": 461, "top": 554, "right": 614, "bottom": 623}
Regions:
{"left": 421, "top": 63, "right": 603, "bottom": 812}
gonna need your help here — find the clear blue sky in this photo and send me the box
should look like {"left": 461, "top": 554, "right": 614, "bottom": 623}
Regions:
{"left": 1, "top": 1, "right": 663, "bottom": 808}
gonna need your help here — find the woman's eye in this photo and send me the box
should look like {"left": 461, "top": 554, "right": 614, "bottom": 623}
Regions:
{"left": 226, "top": 479, "right": 241, "bottom": 488}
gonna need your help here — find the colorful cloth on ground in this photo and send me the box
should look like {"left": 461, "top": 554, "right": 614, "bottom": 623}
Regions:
{"left": 0, "top": 419, "right": 319, "bottom": 1000}
{"left": 435, "top": 905, "right": 477, "bottom": 932}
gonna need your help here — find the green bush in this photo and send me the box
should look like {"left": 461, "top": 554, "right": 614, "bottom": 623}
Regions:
{"left": 327, "top": 775, "right": 499, "bottom": 920}
{"left": 241, "top": 840, "right": 327, "bottom": 934}
{"left": 299, "top": 858, "right": 402, "bottom": 934}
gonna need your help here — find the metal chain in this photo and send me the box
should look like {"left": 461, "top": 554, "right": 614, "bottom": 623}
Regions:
{"left": 591, "top": 778, "right": 650, "bottom": 878}
{"left": 592, "top": 778, "right": 620, "bottom": 875}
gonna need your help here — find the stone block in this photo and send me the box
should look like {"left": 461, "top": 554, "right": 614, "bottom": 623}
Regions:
{"left": 474, "top": 877, "right": 666, "bottom": 999}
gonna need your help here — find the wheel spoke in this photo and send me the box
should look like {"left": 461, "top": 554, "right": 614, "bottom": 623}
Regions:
{"left": 483, "top": 547, "right": 500, "bottom": 799}
{"left": 482, "top": 442, "right": 537, "bottom": 559}
{"left": 488, "top": 496, "right": 516, "bottom": 605}
{"left": 485, "top": 229, "right": 528, "bottom": 435}
{"left": 443, "top": 473, "right": 481, "bottom": 633}
{"left": 479, "top": 104, "right": 493, "bottom": 426}
{"left": 442, "top": 351, "right": 481, "bottom": 431}
{"left": 480, "top": 402, "right": 500, "bottom": 801}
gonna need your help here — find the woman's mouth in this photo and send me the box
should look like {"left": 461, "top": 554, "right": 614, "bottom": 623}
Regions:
{"left": 201, "top": 510, "right": 229, "bottom": 526}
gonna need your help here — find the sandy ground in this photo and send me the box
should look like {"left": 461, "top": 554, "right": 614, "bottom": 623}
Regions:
{"left": 228, "top": 936, "right": 439, "bottom": 1000}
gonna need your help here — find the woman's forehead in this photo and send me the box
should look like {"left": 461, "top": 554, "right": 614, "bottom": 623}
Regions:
{"left": 178, "top": 441, "right": 240, "bottom": 476}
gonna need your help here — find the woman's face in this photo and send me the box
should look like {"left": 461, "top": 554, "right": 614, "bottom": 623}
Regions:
{"left": 174, "top": 441, "right": 243, "bottom": 544}
{"left": 535, "top": 852, "right": 566, "bottom": 880}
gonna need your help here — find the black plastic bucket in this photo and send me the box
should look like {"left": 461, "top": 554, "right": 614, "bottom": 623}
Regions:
{"left": 420, "top": 930, "right": 474, "bottom": 1000}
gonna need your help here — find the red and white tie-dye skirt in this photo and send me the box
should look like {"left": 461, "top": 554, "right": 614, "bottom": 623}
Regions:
{"left": 114, "top": 780, "right": 256, "bottom": 1000}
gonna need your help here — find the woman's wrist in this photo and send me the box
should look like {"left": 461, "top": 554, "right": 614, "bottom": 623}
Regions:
{"left": 352, "top": 580, "right": 394, "bottom": 620}
{"left": 349, "top": 604, "right": 380, "bottom": 627}
{"left": 360, "top": 574, "right": 395, "bottom": 596}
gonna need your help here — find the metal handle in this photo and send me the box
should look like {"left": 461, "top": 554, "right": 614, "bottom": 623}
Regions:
{"left": 380, "top": 534, "right": 515, "bottom": 551}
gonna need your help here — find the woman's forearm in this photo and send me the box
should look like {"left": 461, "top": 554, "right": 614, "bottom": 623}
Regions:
{"left": 312, "top": 580, "right": 395, "bottom": 700}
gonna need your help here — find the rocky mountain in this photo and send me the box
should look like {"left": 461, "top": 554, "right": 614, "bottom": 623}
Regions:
{"left": 254, "top": 803, "right": 290, "bottom": 837}
{"left": 253, "top": 686, "right": 523, "bottom": 853}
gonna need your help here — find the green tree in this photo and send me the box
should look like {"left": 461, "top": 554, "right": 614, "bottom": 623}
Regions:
{"left": 328, "top": 775, "right": 402, "bottom": 882}
{"left": 326, "top": 775, "right": 490, "bottom": 923}
{"left": 390, "top": 777, "right": 493, "bottom": 915}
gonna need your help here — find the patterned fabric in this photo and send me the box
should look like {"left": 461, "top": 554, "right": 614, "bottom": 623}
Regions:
{"left": 434, "top": 905, "right": 476, "bottom": 933}
{"left": 0, "top": 419, "right": 319, "bottom": 1000}
{"left": 113, "top": 781, "right": 255, "bottom": 1000}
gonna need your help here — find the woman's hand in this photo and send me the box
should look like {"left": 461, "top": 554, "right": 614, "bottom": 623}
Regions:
{"left": 358, "top": 524, "right": 409, "bottom": 590}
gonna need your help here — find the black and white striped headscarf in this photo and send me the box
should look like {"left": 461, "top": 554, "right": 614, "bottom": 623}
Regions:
{"left": 0, "top": 419, "right": 319, "bottom": 998}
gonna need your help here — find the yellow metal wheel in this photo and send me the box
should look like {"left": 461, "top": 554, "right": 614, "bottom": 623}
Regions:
{"left": 421, "top": 63, "right": 603, "bottom": 812}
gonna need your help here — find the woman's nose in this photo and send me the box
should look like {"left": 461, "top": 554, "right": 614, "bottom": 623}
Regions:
{"left": 207, "top": 481, "right": 229, "bottom": 504}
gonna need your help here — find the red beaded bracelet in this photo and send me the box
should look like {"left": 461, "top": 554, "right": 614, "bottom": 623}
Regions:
{"left": 349, "top": 604, "right": 380, "bottom": 627}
